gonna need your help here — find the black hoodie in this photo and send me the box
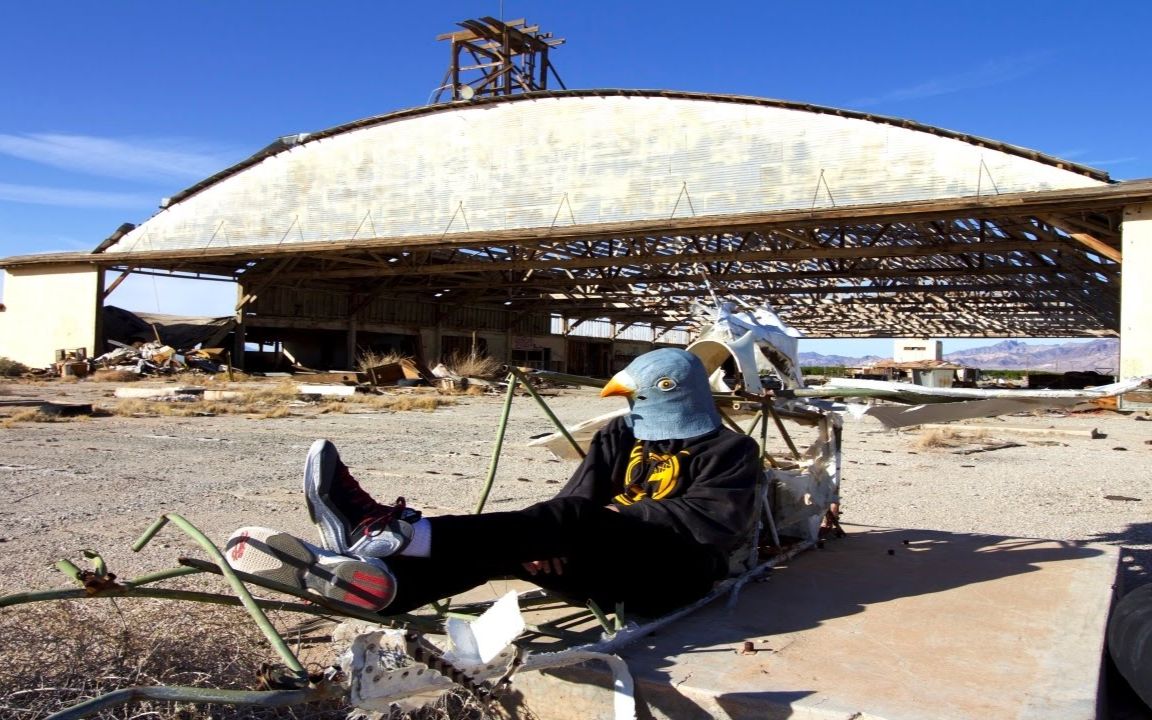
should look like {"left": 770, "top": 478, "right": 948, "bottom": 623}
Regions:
{"left": 556, "top": 416, "right": 762, "bottom": 552}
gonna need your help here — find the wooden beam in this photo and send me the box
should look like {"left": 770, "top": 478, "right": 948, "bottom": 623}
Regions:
{"left": 102, "top": 269, "right": 132, "bottom": 300}
{"left": 1039, "top": 215, "right": 1122, "bottom": 263}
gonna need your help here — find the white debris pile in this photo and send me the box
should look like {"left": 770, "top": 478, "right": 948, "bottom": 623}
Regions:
{"left": 92, "top": 340, "right": 226, "bottom": 376}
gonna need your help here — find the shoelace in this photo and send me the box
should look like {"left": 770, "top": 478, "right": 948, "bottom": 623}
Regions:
{"left": 356, "top": 496, "right": 411, "bottom": 537}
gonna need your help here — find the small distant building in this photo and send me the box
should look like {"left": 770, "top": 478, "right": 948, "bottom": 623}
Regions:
{"left": 853, "top": 359, "right": 970, "bottom": 388}
{"left": 893, "top": 338, "right": 942, "bottom": 363}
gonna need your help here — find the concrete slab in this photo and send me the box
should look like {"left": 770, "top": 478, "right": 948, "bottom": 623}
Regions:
{"left": 506, "top": 526, "right": 1118, "bottom": 720}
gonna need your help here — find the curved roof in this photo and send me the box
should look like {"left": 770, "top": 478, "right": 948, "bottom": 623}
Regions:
{"left": 3, "top": 90, "right": 1142, "bottom": 339}
{"left": 105, "top": 90, "right": 1108, "bottom": 256}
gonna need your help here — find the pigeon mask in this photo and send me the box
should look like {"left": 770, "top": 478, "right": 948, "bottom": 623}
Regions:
{"left": 600, "top": 348, "right": 721, "bottom": 441}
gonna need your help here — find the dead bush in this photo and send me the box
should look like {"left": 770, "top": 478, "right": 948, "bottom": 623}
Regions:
{"left": 357, "top": 395, "right": 452, "bottom": 412}
{"left": 1, "top": 409, "right": 74, "bottom": 427}
{"left": 915, "top": 428, "right": 963, "bottom": 449}
{"left": 0, "top": 356, "right": 29, "bottom": 377}
{"left": 915, "top": 426, "right": 987, "bottom": 449}
{"left": 90, "top": 368, "right": 142, "bottom": 383}
{"left": 240, "top": 380, "right": 303, "bottom": 403}
{"left": 0, "top": 599, "right": 350, "bottom": 720}
{"left": 445, "top": 352, "right": 502, "bottom": 379}
{"left": 357, "top": 349, "right": 411, "bottom": 373}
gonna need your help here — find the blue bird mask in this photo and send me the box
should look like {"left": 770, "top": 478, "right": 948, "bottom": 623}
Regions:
{"left": 600, "top": 348, "right": 721, "bottom": 441}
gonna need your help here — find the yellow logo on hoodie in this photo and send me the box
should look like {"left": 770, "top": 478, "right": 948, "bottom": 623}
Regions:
{"left": 614, "top": 442, "right": 690, "bottom": 505}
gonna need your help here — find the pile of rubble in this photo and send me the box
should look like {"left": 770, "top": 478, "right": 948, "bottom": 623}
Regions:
{"left": 84, "top": 341, "right": 229, "bottom": 377}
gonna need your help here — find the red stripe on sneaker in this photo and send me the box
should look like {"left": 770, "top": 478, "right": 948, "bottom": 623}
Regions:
{"left": 341, "top": 592, "right": 381, "bottom": 609}
{"left": 229, "top": 532, "right": 249, "bottom": 561}
{"left": 353, "top": 572, "right": 389, "bottom": 587}
{"left": 335, "top": 570, "right": 393, "bottom": 609}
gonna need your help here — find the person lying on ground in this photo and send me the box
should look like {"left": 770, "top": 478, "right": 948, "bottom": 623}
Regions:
{"left": 225, "top": 348, "right": 763, "bottom": 617}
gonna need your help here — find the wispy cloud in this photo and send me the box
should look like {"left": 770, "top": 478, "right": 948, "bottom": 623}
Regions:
{"left": 850, "top": 52, "right": 1052, "bottom": 108}
{"left": 1081, "top": 156, "right": 1139, "bottom": 167}
{"left": 0, "top": 182, "right": 155, "bottom": 208}
{"left": 0, "top": 133, "right": 237, "bottom": 183}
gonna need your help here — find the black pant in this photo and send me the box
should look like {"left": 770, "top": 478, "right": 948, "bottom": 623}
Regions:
{"left": 384, "top": 496, "right": 727, "bottom": 616}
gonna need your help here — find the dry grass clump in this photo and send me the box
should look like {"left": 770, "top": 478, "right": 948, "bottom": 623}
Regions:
{"left": 0, "top": 356, "right": 29, "bottom": 377}
{"left": 111, "top": 398, "right": 293, "bottom": 418}
{"left": 0, "top": 409, "right": 95, "bottom": 428}
{"left": 445, "top": 352, "right": 502, "bottom": 379}
{"left": 365, "top": 395, "right": 452, "bottom": 412}
{"left": 915, "top": 426, "right": 987, "bottom": 449}
{"left": 357, "top": 349, "right": 411, "bottom": 373}
{"left": 90, "top": 368, "right": 143, "bottom": 383}
{"left": 0, "top": 599, "right": 350, "bottom": 720}
{"left": 241, "top": 380, "right": 304, "bottom": 402}
{"left": 317, "top": 395, "right": 453, "bottom": 413}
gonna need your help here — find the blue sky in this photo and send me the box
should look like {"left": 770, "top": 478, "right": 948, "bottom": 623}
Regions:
{"left": 1, "top": 2, "right": 1148, "bottom": 357}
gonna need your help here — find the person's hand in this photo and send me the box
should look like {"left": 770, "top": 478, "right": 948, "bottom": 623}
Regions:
{"left": 522, "top": 557, "right": 566, "bottom": 576}
{"left": 605, "top": 505, "right": 620, "bottom": 512}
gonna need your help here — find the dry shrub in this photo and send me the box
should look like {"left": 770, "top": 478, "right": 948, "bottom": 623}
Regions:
{"left": 915, "top": 427, "right": 987, "bottom": 449}
{"left": 1, "top": 409, "right": 72, "bottom": 427}
{"left": 0, "top": 599, "right": 350, "bottom": 720}
{"left": 110, "top": 399, "right": 152, "bottom": 417}
{"left": 357, "top": 349, "right": 411, "bottom": 373}
{"left": 915, "top": 428, "right": 961, "bottom": 449}
{"left": 261, "top": 406, "right": 293, "bottom": 419}
{"left": 90, "top": 368, "right": 142, "bottom": 383}
{"left": 318, "top": 401, "right": 349, "bottom": 414}
{"left": 0, "top": 356, "right": 29, "bottom": 377}
{"left": 240, "top": 380, "right": 303, "bottom": 403}
{"left": 361, "top": 395, "right": 452, "bottom": 412}
{"left": 445, "top": 352, "right": 501, "bottom": 379}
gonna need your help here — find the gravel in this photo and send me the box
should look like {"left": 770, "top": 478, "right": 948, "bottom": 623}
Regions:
{"left": 1, "top": 379, "right": 1150, "bottom": 597}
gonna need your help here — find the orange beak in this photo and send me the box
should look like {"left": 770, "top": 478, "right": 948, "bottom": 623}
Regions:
{"left": 600, "top": 371, "right": 636, "bottom": 398}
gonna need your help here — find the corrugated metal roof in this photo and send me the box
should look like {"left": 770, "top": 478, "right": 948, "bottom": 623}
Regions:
{"left": 101, "top": 91, "right": 1110, "bottom": 257}
{"left": 167, "top": 89, "right": 1109, "bottom": 208}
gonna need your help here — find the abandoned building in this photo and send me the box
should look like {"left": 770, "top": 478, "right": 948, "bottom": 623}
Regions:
{"left": 1, "top": 18, "right": 1150, "bottom": 386}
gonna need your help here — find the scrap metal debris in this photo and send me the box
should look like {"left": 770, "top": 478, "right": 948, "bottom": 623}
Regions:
{"left": 93, "top": 340, "right": 228, "bottom": 377}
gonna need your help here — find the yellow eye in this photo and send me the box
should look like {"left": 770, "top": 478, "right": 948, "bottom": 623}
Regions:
{"left": 656, "top": 377, "right": 677, "bottom": 391}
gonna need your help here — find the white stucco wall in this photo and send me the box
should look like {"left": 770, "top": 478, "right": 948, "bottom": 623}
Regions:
{"left": 1121, "top": 203, "right": 1152, "bottom": 380}
{"left": 0, "top": 266, "right": 100, "bottom": 367}
{"left": 893, "top": 338, "right": 942, "bottom": 363}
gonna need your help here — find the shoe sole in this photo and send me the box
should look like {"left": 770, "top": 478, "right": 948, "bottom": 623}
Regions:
{"left": 224, "top": 526, "right": 395, "bottom": 611}
{"left": 304, "top": 439, "right": 351, "bottom": 554}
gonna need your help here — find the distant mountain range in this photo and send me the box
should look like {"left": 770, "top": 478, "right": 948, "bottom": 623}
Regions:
{"left": 798, "top": 339, "right": 1120, "bottom": 372}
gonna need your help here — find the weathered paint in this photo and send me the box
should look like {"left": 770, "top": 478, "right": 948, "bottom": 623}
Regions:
{"left": 1120, "top": 203, "right": 1152, "bottom": 382}
{"left": 0, "top": 266, "right": 100, "bottom": 367}
{"left": 106, "top": 94, "right": 1106, "bottom": 256}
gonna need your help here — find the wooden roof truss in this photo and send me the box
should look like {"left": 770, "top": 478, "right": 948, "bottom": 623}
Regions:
{"left": 116, "top": 208, "right": 1119, "bottom": 340}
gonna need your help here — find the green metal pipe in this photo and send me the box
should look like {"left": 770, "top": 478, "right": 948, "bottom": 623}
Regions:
{"left": 46, "top": 683, "right": 343, "bottom": 720}
{"left": 474, "top": 372, "right": 519, "bottom": 514}
{"left": 122, "top": 565, "right": 204, "bottom": 587}
{"left": 0, "top": 585, "right": 330, "bottom": 615}
{"left": 505, "top": 365, "right": 585, "bottom": 458}
{"left": 179, "top": 558, "right": 443, "bottom": 632}
{"left": 132, "top": 514, "right": 306, "bottom": 679}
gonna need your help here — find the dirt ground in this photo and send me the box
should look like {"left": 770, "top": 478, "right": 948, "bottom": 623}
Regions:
{"left": 1, "top": 376, "right": 1149, "bottom": 600}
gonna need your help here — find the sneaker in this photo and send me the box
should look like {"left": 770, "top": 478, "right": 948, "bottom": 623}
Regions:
{"left": 224, "top": 526, "right": 396, "bottom": 612}
{"left": 303, "top": 439, "right": 421, "bottom": 558}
